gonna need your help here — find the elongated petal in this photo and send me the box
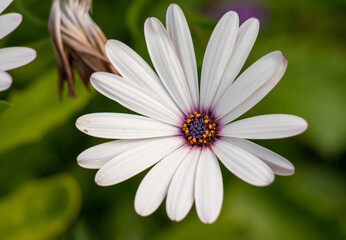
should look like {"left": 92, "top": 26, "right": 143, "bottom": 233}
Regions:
{"left": 211, "top": 18, "right": 259, "bottom": 108}
{"left": 77, "top": 139, "right": 151, "bottom": 169}
{"left": 0, "top": 0, "right": 12, "bottom": 14}
{"left": 95, "top": 136, "right": 184, "bottom": 186}
{"left": 90, "top": 72, "right": 183, "bottom": 126}
{"left": 0, "top": 47, "right": 36, "bottom": 71}
{"left": 0, "top": 71, "right": 12, "bottom": 91}
{"left": 212, "top": 140, "right": 274, "bottom": 186}
{"left": 105, "top": 40, "right": 181, "bottom": 116}
{"left": 195, "top": 148, "right": 223, "bottom": 224}
{"left": 135, "top": 145, "right": 190, "bottom": 216}
{"left": 219, "top": 57, "right": 287, "bottom": 125}
{"left": 166, "top": 4, "right": 199, "bottom": 107}
{"left": 145, "top": 17, "right": 193, "bottom": 114}
{"left": 76, "top": 113, "right": 179, "bottom": 139}
{"left": 223, "top": 138, "right": 295, "bottom": 176}
{"left": 199, "top": 11, "right": 239, "bottom": 111}
{"left": 0, "top": 13, "right": 22, "bottom": 40}
{"left": 221, "top": 114, "right": 308, "bottom": 139}
{"left": 166, "top": 148, "right": 200, "bottom": 222}
{"left": 213, "top": 51, "right": 285, "bottom": 122}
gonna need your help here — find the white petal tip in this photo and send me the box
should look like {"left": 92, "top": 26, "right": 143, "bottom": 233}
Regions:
{"left": 75, "top": 116, "right": 90, "bottom": 134}
{"left": 134, "top": 206, "right": 152, "bottom": 217}
{"left": 95, "top": 171, "right": 109, "bottom": 186}
{"left": 300, "top": 118, "right": 308, "bottom": 133}
{"left": 0, "top": 71, "right": 12, "bottom": 91}
{"left": 246, "top": 173, "right": 275, "bottom": 187}
{"left": 200, "top": 218, "right": 217, "bottom": 224}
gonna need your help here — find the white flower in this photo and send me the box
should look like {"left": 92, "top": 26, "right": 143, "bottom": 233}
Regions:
{"left": 0, "top": 0, "right": 36, "bottom": 92}
{"left": 76, "top": 4, "right": 307, "bottom": 224}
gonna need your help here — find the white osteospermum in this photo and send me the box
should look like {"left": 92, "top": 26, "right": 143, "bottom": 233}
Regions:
{"left": 0, "top": 0, "right": 36, "bottom": 92}
{"left": 76, "top": 4, "right": 307, "bottom": 224}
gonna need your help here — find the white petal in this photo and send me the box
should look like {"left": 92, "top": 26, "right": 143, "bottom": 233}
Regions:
{"left": 90, "top": 72, "right": 183, "bottom": 126}
{"left": 211, "top": 18, "right": 259, "bottom": 108}
{"left": 0, "top": 71, "right": 12, "bottom": 91}
{"left": 145, "top": 17, "right": 193, "bottom": 114}
{"left": 0, "top": 47, "right": 36, "bottom": 71}
{"left": 199, "top": 11, "right": 239, "bottom": 111}
{"left": 0, "top": 13, "right": 22, "bottom": 40}
{"left": 213, "top": 51, "right": 285, "bottom": 123}
{"left": 166, "top": 4, "right": 199, "bottom": 107}
{"left": 95, "top": 136, "right": 184, "bottom": 186}
{"left": 135, "top": 145, "right": 190, "bottom": 216}
{"left": 166, "top": 148, "right": 200, "bottom": 222}
{"left": 195, "top": 148, "right": 223, "bottom": 224}
{"left": 105, "top": 40, "right": 182, "bottom": 117}
{"left": 212, "top": 140, "right": 274, "bottom": 186}
{"left": 221, "top": 114, "right": 308, "bottom": 139}
{"left": 223, "top": 138, "right": 295, "bottom": 176}
{"left": 77, "top": 139, "right": 151, "bottom": 169}
{"left": 219, "top": 57, "right": 288, "bottom": 125}
{"left": 76, "top": 113, "right": 179, "bottom": 139}
{"left": 0, "top": 0, "right": 12, "bottom": 14}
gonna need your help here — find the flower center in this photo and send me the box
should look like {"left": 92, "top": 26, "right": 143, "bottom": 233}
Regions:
{"left": 182, "top": 112, "right": 217, "bottom": 147}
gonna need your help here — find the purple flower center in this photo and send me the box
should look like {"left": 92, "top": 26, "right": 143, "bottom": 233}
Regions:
{"left": 182, "top": 112, "right": 218, "bottom": 147}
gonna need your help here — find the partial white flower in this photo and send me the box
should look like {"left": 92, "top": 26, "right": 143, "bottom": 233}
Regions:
{"left": 0, "top": 0, "right": 36, "bottom": 92}
{"left": 76, "top": 4, "right": 307, "bottom": 224}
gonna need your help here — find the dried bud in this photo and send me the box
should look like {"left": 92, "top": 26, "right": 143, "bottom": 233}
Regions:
{"left": 48, "top": 0, "right": 118, "bottom": 98}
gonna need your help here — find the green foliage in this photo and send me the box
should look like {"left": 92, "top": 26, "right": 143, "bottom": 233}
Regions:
{"left": 0, "top": 174, "right": 81, "bottom": 240}
{"left": 0, "top": 101, "right": 12, "bottom": 114}
{"left": 0, "top": 70, "right": 93, "bottom": 153}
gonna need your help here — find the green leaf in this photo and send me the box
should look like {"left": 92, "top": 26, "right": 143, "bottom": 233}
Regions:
{"left": 0, "top": 173, "right": 81, "bottom": 240}
{"left": 0, "top": 101, "right": 12, "bottom": 114}
{"left": 0, "top": 69, "right": 93, "bottom": 154}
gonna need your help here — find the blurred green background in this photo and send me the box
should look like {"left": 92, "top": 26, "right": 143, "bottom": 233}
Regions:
{"left": 0, "top": 0, "right": 345, "bottom": 239}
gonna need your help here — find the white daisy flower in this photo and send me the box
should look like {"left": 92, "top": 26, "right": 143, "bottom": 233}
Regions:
{"left": 76, "top": 4, "right": 307, "bottom": 223}
{"left": 0, "top": 0, "right": 36, "bottom": 92}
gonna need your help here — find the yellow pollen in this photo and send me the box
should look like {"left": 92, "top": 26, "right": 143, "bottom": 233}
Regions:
{"left": 182, "top": 112, "right": 217, "bottom": 147}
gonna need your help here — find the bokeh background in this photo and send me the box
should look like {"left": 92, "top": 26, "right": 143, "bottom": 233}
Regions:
{"left": 0, "top": 0, "right": 345, "bottom": 239}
